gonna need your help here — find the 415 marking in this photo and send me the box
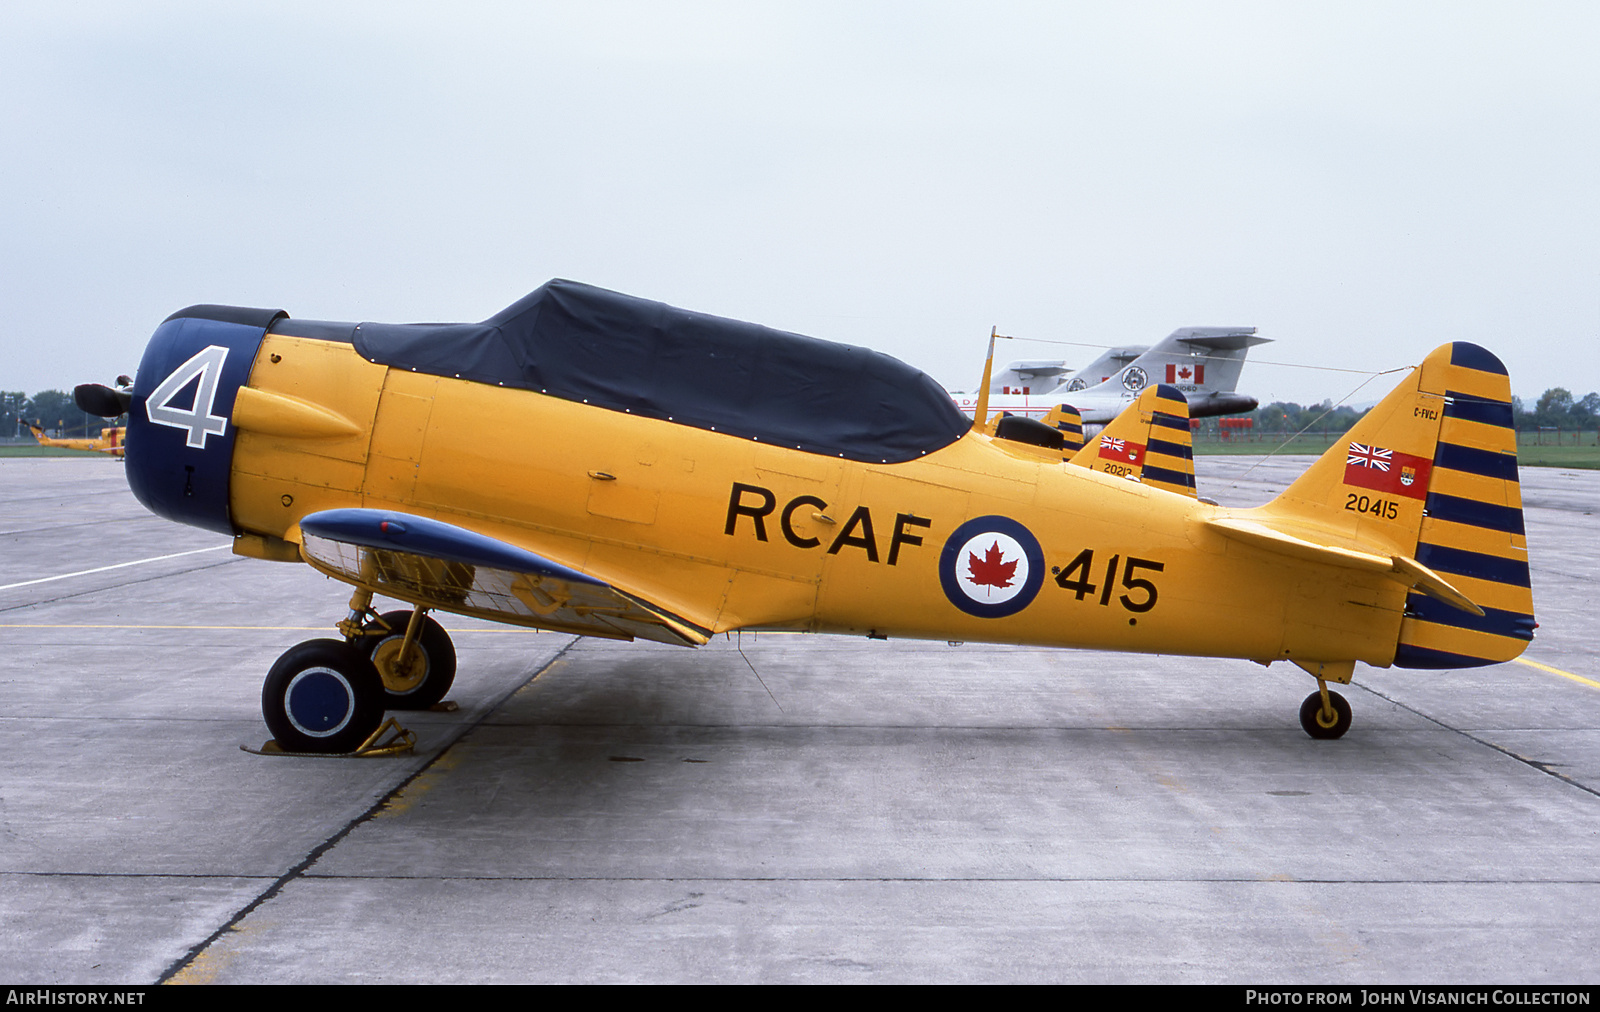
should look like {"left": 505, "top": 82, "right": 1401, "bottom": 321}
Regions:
{"left": 1052, "top": 549, "right": 1164, "bottom": 613}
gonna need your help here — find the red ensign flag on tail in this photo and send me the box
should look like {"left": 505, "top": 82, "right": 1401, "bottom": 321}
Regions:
{"left": 1343, "top": 442, "right": 1431, "bottom": 500}
{"left": 1099, "top": 437, "right": 1144, "bottom": 465}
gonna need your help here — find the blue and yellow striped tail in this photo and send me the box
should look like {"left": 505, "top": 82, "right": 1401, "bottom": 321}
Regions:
{"left": 1042, "top": 404, "right": 1086, "bottom": 453}
{"left": 1393, "top": 343, "right": 1533, "bottom": 668}
{"left": 1069, "top": 384, "right": 1197, "bottom": 498}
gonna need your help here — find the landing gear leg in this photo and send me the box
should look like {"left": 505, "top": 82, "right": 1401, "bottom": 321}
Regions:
{"left": 356, "top": 605, "right": 457, "bottom": 710}
{"left": 337, "top": 587, "right": 376, "bottom": 642}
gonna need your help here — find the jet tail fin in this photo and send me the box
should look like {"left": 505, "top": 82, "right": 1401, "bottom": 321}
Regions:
{"left": 1166, "top": 330, "right": 1269, "bottom": 395}
{"left": 1069, "top": 384, "right": 1197, "bottom": 498}
{"left": 1256, "top": 342, "right": 1532, "bottom": 668}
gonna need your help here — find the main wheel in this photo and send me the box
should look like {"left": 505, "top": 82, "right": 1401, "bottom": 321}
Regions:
{"left": 359, "top": 610, "right": 456, "bottom": 710}
{"left": 1299, "top": 690, "right": 1352, "bottom": 740}
{"left": 263, "top": 639, "right": 385, "bottom": 754}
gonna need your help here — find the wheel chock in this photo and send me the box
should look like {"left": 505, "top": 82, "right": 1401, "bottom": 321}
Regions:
{"left": 242, "top": 717, "right": 417, "bottom": 758}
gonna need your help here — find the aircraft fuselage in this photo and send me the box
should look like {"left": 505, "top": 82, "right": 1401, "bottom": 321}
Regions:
{"left": 199, "top": 331, "right": 1401, "bottom": 666}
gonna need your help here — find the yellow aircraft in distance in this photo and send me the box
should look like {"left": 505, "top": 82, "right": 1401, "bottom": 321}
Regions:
{"left": 997, "top": 384, "right": 1198, "bottom": 500}
{"left": 29, "top": 421, "right": 126, "bottom": 457}
{"left": 75, "top": 281, "right": 1533, "bottom": 753}
{"left": 1068, "top": 383, "right": 1199, "bottom": 498}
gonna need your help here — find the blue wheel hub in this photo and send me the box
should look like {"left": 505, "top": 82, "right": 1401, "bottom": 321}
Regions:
{"left": 284, "top": 667, "right": 356, "bottom": 737}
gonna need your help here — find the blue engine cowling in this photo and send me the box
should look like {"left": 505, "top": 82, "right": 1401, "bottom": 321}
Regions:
{"left": 125, "top": 305, "right": 285, "bottom": 535}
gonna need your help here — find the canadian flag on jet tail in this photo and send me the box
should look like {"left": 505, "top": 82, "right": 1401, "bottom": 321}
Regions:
{"left": 1344, "top": 442, "right": 1432, "bottom": 500}
{"left": 1166, "top": 363, "right": 1205, "bottom": 384}
{"left": 1099, "top": 437, "right": 1143, "bottom": 465}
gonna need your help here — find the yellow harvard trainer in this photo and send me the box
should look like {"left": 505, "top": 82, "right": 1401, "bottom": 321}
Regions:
{"left": 75, "top": 280, "right": 1533, "bottom": 752}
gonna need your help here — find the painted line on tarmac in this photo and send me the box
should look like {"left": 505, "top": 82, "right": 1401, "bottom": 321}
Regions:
{"left": 0, "top": 623, "right": 548, "bottom": 632}
{"left": 1360, "top": 681, "right": 1600, "bottom": 800}
{"left": 0, "top": 545, "right": 230, "bottom": 591}
{"left": 1514, "top": 656, "right": 1600, "bottom": 691}
{"left": 0, "top": 624, "right": 329, "bottom": 630}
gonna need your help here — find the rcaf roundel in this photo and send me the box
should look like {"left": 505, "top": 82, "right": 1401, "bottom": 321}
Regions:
{"left": 939, "top": 516, "right": 1046, "bottom": 618}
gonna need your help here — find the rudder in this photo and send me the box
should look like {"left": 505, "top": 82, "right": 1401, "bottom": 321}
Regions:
{"left": 1395, "top": 343, "right": 1533, "bottom": 667}
{"left": 1043, "top": 404, "right": 1086, "bottom": 453}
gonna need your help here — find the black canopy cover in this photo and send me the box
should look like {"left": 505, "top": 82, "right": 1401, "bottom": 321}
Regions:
{"left": 330, "top": 279, "right": 971, "bottom": 463}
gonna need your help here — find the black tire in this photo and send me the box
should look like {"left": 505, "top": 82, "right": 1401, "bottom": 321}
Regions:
{"left": 1299, "top": 689, "right": 1353, "bottom": 740}
{"left": 359, "top": 610, "right": 456, "bottom": 710}
{"left": 262, "top": 639, "right": 385, "bottom": 754}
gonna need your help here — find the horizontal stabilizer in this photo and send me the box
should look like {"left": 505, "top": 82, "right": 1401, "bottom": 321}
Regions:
{"left": 297, "top": 508, "right": 710, "bottom": 646}
{"left": 1204, "top": 517, "right": 1483, "bottom": 616}
{"left": 1173, "top": 330, "right": 1272, "bottom": 352}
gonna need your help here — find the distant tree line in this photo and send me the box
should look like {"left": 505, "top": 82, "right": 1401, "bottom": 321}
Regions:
{"left": 1512, "top": 388, "right": 1600, "bottom": 432}
{"left": 1195, "top": 387, "right": 1600, "bottom": 437}
{"left": 1238, "top": 400, "right": 1371, "bottom": 435}
{"left": 0, "top": 389, "right": 124, "bottom": 439}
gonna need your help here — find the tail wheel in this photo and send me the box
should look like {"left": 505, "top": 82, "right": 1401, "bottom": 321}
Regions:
{"left": 360, "top": 610, "right": 456, "bottom": 710}
{"left": 1299, "top": 689, "right": 1352, "bottom": 740}
{"left": 263, "top": 639, "right": 385, "bottom": 754}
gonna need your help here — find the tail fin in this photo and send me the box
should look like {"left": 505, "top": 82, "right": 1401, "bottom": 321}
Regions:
{"left": 1069, "top": 384, "right": 1197, "bottom": 498}
{"left": 1072, "top": 327, "right": 1267, "bottom": 402}
{"left": 988, "top": 358, "right": 1072, "bottom": 395}
{"left": 1261, "top": 342, "right": 1532, "bottom": 668}
{"left": 1058, "top": 345, "right": 1148, "bottom": 392}
{"left": 1162, "top": 329, "right": 1268, "bottom": 395}
{"left": 1042, "top": 404, "right": 1086, "bottom": 453}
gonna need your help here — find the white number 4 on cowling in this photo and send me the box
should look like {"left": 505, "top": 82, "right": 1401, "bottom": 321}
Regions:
{"left": 145, "top": 345, "right": 230, "bottom": 449}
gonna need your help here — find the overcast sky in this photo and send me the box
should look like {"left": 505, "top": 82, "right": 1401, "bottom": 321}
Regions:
{"left": 2, "top": 1, "right": 1596, "bottom": 408}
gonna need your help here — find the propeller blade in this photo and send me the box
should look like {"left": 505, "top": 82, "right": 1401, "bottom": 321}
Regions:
{"left": 74, "top": 383, "right": 131, "bottom": 418}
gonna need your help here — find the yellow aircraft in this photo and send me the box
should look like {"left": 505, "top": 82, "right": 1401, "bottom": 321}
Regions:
{"left": 1067, "top": 383, "right": 1198, "bottom": 498}
{"left": 1001, "top": 384, "right": 1192, "bottom": 489}
{"left": 29, "top": 421, "right": 126, "bottom": 457}
{"left": 75, "top": 281, "right": 1533, "bottom": 753}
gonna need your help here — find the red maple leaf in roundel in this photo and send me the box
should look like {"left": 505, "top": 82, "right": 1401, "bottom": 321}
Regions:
{"left": 967, "top": 541, "right": 1018, "bottom": 590}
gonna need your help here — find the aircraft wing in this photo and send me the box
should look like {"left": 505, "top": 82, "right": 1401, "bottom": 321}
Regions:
{"left": 295, "top": 508, "right": 711, "bottom": 647}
